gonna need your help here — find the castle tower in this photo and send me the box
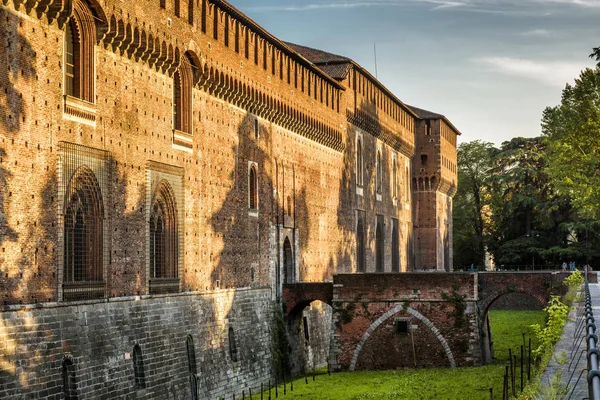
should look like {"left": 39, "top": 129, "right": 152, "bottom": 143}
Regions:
{"left": 409, "top": 106, "right": 460, "bottom": 271}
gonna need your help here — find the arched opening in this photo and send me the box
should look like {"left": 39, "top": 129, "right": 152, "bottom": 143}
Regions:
{"left": 286, "top": 300, "right": 333, "bottom": 377}
{"left": 248, "top": 164, "right": 258, "bottom": 210}
{"left": 186, "top": 335, "right": 198, "bottom": 400}
{"left": 481, "top": 292, "right": 546, "bottom": 363}
{"left": 132, "top": 344, "right": 146, "bottom": 390}
{"left": 375, "top": 216, "right": 384, "bottom": 272}
{"left": 62, "top": 357, "right": 78, "bottom": 400}
{"left": 228, "top": 327, "right": 238, "bottom": 362}
{"left": 283, "top": 237, "right": 294, "bottom": 284}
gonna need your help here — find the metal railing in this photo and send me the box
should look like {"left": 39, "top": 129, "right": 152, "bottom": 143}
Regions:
{"left": 585, "top": 268, "right": 600, "bottom": 400}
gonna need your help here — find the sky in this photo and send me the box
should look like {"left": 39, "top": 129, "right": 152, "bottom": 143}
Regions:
{"left": 227, "top": 0, "right": 599, "bottom": 146}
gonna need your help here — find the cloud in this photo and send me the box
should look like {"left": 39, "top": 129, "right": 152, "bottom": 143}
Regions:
{"left": 519, "top": 29, "right": 553, "bottom": 37}
{"left": 240, "top": 0, "right": 600, "bottom": 13}
{"left": 473, "top": 57, "right": 585, "bottom": 87}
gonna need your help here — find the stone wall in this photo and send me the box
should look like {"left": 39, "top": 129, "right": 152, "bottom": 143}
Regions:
{"left": 0, "top": 288, "right": 275, "bottom": 399}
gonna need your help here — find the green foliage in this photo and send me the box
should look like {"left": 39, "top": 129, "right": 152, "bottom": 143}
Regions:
{"left": 543, "top": 68, "right": 600, "bottom": 220}
{"left": 530, "top": 296, "right": 569, "bottom": 360}
{"left": 441, "top": 286, "right": 467, "bottom": 328}
{"left": 564, "top": 269, "right": 584, "bottom": 288}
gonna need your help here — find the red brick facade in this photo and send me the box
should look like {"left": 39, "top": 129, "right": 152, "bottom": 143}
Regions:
{"left": 0, "top": 1, "right": 458, "bottom": 303}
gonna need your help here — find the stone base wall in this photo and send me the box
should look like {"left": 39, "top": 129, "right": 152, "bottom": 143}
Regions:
{"left": 0, "top": 288, "right": 275, "bottom": 400}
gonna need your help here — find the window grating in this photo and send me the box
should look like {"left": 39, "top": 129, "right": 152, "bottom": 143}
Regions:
{"left": 149, "top": 181, "right": 179, "bottom": 294}
{"left": 59, "top": 142, "right": 110, "bottom": 301}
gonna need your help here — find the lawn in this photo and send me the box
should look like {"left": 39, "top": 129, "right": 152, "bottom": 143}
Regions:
{"left": 256, "top": 310, "right": 546, "bottom": 400}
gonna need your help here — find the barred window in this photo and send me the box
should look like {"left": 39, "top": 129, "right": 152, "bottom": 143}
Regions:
{"left": 62, "top": 357, "right": 78, "bottom": 400}
{"left": 63, "top": 167, "right": 105, "bottom": 300}
{"left": 149, "top": 181, "right": 179, "bottom": 294}
{"left": 133, "top": 344, "right": 146, "bottom": 390}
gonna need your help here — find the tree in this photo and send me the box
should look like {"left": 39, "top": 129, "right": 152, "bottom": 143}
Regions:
{"left": 453, "top": 140, "right": 497, "bottom": 267}
{"left": 542, "top": 68, "right": 600, "bottom": 220}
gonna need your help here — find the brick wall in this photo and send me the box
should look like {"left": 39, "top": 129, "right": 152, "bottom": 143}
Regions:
{"left": 0, "top": 288, "right": 274, "bottom": 399}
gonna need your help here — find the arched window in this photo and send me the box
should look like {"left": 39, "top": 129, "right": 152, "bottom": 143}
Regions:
{"left": 133, "top": 344, "right": 146, "bottom": 390}
{"left": 228, "top": 327, "right": 238, "bottom": 362}
{"left": 356, "top": 138, "right": 364, "bottom": 187}
{"left": 249, "top": 164, "right": 258, "bottom": 210}
{"left": 63, "top": 167, "right": 104, "bottom": 300}
{"left": 356, "top": 211, "right": 365, "bottom": 273}
{"left": 392, "top": 219, "right": 400, "bottom": 272}
{"left": 173, "top": 55, "right": 194, "bottom": 134}
{"left": 375, "top": 216, "right": 384, "bottom": 272}
{"left": 64, "top": 0, "right": 96, "bottom": 103}
{"left": 376, "top": 150, "right": 383, "bottom": 195}
{"left": 186, "top": 335, "right": 198, "bottom": 400}
{"left": 283, "top": 237, "right": 294, "bottom": 284}
{"left": 62, "top": 357, "right": 78, "bottom": 400}
{"left": 149, "top": 181, "right": 179, "bottom": 294}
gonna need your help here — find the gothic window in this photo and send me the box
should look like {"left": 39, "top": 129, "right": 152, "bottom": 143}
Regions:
{"left": 62, "top": 357, "right": 78, "bottom": 400}
{"left": 187, "top": 335, "right": 198, "bottom": 400}
{"left": 64, "top": 1, "right": 96, "bottom": 103}
{"left": 133, "top": 344, "right": 146, "bottom": 390}
{"left": 376, "top": 215, "right": 384, "bottom": 272}
{"left": 283, "top": 237, "right": 294, "bottom": 284}
{"left": 63, "top": 167, "right": 105, "bottom": 300}
{"left": 173, "top": 54, "right": 194, "bottom": 134}
{"left": 376, "top": 150, "right": 383, "bottom": 195}
{"left": 392, "top": 218, "right": 400, "bottom": 272}
{"left": 356, "top": 211, "right": 365, "bottom": 273}
{"left": 228, "top": 327, "right": 238, "bottom": 362}
{"left": 356, "top": 138, "right": 364, "bottom": 187}
{"left": 249, "top": 164, "right": 258, "bottom": 210}
{"left": 149, "top": 181, "right": 179, "bottom": 294}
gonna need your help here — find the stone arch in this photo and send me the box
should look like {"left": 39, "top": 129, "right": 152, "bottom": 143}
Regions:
{"left": 349, "top": 305, "right": 456, "bottom": 371}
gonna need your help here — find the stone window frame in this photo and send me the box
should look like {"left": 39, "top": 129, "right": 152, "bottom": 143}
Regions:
{"left": 248, "top": 161, "right": 259, "bottom": 216}
{"left": 172, "top": 52, "right": 200, "bottom": 153}
{"left": 63, "top": 0, "right": 104, "bottom": 126}
{"left": 146, "top": 161, "right": 184, "bottom": 295}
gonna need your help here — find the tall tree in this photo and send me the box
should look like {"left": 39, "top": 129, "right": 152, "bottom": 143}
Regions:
{"left": 542, "top": 68, "right": 600, "bottom": 220}
{"left": 453, "top": 141, "right": 497, "bottom": 267}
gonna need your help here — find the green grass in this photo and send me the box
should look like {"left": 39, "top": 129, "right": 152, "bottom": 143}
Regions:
{"left": 488, "top": 310, "right": 546, "bottom": 363}
{"left": 257, "top": 310, "right": 545, "bottom": 400}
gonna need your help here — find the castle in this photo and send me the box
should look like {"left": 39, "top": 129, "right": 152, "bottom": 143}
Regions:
{"left": 0, "top": 0, "right": 459, "bottom": 398}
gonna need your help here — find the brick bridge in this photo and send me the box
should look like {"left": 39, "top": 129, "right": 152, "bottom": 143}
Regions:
{"left": 283, "top": 271, "right": 573, "bottom": 371}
